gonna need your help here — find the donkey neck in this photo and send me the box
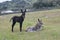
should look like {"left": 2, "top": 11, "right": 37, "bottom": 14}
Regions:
{"left": 20, "top": 14, "right": 25, "bottom": 18}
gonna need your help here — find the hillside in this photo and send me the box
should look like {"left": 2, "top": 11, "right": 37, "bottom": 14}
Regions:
{"left": 0, "top": 9, "right": 60, "bottom": 40}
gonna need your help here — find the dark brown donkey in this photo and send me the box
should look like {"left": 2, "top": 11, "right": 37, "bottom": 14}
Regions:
{"left": 10, "top": 9, "right": 26, "bottom": 32}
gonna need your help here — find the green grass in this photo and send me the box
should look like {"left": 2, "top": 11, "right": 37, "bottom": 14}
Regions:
{"left": 0, "top": 9, "right": 60, "bottom": 40}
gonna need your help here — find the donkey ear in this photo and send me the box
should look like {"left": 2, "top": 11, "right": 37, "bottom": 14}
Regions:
{"left": 21, "top": 9, "right": 23, "bottom": 13}
{"left": 24, "top": 9, "right": 26, "bottom": 12}
{"left": 38, "top": 18, "right": 41, "bottom": 22}
{"left": 38, "top": 18, "right": 40, "bottom": 21}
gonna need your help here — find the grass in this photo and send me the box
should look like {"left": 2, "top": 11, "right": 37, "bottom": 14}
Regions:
{"left": 0, "top": 9, "right": 60, "bottom": 40}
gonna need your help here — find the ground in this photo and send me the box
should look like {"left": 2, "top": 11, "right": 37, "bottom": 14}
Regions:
{"left": 0, "top": 9, "right": 60, "bottom": 40}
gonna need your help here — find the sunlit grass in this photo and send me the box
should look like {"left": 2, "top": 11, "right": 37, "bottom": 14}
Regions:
{"left": 0, "top": 9, "right": 60, "bottom": 40}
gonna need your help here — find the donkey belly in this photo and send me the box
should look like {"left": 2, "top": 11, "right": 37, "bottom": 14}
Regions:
{"left": 13, "top": 17, "right": 24, "bottom": 23}
{"left": 26, "top": 27, "right": 36, "bottom": 32}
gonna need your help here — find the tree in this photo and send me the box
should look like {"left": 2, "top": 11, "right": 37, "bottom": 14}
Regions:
{"left": 33, "top": 0, "right": 60, "bottom": 9}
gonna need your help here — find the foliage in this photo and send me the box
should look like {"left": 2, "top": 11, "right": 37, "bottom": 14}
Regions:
{"left": 0, "top": 0, "right": 34, "bottom": 11}
{"left": 0, "top": 0, "right": 60, "bottom": 11}
{"left": 33, "top": 0, "right": 60, "bottom": 9}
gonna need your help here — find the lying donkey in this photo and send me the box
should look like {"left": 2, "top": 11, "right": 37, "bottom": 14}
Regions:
{"left": 26, "top": 19, "right": 43, "bottom": 32}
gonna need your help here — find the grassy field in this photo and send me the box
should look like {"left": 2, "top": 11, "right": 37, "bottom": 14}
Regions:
{"left": 0, "top": 9, "right": 60, "bottom": 40}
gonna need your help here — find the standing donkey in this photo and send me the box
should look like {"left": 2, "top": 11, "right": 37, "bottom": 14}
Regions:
{"left": 10, "top": 9, "right": 26, "bottom": 32}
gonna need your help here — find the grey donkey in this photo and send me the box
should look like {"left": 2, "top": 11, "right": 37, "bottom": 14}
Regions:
{"left": 26, "top": 19, "right": 43, "bottom": 32}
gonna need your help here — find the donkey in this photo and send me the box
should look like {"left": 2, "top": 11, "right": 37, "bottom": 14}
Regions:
{"left": 26, "top": 19, "right": 43, "bottom": 32}
{"left": 10, "top": 9, "right": 26, "bottom": 32}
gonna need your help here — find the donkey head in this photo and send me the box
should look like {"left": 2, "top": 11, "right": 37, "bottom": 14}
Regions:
{"left": 21, "top": 9, "right": 26, "bottom": 16}
{"left": 38, "top": 19, "right": 43, "bottom": 25}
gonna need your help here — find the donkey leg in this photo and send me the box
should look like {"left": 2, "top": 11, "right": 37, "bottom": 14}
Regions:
{"left": 20, "top": 22, "right": 23, "bottom": 32}
{"left": 12, "top": 22, "right": 16, "bottom": 32}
